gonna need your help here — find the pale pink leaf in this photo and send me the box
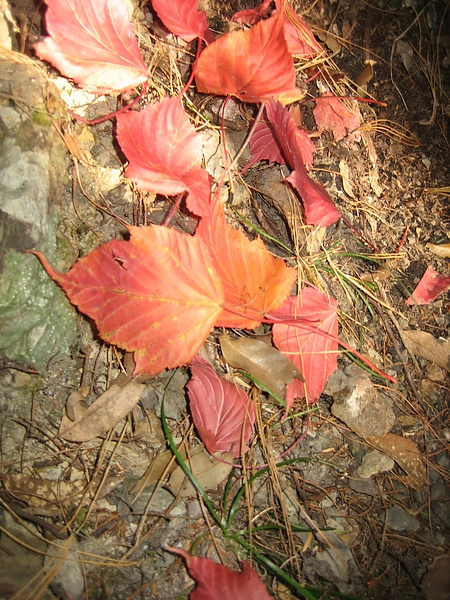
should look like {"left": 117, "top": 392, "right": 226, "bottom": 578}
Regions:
{"left": 167, "top": 547, "right": 272, "bottom": 600}
{"left": 116, "top": 98, "right": 212, "bottom": 216}
{"left": 34, "top": 0, "right": 147, "bottom": 94}
{"left": 271, "top": 288, "right": 339, "bottom": 407}
{"left": 313, "top": 93, "right": 361, "bottom": 142}
{"left": 405, "top": 265, "right": 450, "bottom": 306}
{"left": 152, "top": 0, "right": 210, "bottom": 42}
{"left": 188, "top": 355, "right": 254, "bottom": 458}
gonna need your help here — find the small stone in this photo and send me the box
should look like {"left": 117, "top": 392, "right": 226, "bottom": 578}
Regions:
{"left": 348, "top": 477, "right": 378, "bottom": 497}
{"left": 331, "top": 369, "right": 395, "bottom": 439}
{"left": 356, "top": 450, "right": 394, "bottom": 478}
{"left": 386, "top": 506, "right": 420, "bottom": 531}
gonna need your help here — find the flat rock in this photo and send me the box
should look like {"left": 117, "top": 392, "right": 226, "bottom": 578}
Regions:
{"left": 356, "top": 450, "right": 395, "bottom": 478}
{"left": 331, "top": 367, "right": 395, "bottom": 439}
{"left": 386, "top": 505, "right": 420, "bottom": 531}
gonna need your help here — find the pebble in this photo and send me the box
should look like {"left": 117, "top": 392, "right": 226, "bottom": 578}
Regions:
{"left": 386, "top": 506, "right": 420, "bottom": 531}
{"left": 356, "top": 450, "right": 394, "bottom": 478}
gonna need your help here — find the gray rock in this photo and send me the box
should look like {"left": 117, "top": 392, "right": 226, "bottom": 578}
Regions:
{"left": 0, "top": 55, "right": 77, "bottom": 368}
{"left": 331, "top": 368, "right": 395, "bottom": 439}
{"left": 348, "top": 477, "right": 378, "bottom": 496}
{"left": 356, "top": 450, "right": 394, "bottom": 478}
{"left": 386, "top": 505, "right": 420, "bottom": 531}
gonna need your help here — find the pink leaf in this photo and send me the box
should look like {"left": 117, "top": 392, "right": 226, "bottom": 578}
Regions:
{"left": 116, "top": 98, "right": 212, "bottom": 216}
{"left": 287, "top": 164, "right": 341, "bottom": 227}
{"left": 264, "top": 99, "right": 340, "bottom": 226}
{"left": 188, "top": 355, "right": 254, "bottom": 458}
{"left": 167, "top": 547, "right": 272, "bottom": 600}
{"left": 271, "top": 288, "right": 339, "bottom": 407}
{"left": 34, "top": 0, "right": 147, "bottom": 95}
{"left": 265, "top": 99, "right": 316, "bottom": 170}
{"left": 405, "top": 265, "right": 450, "bottom": 306}
{"left": 231, "top": 0, "right": 272, "bottom": 26}
{"left": 313, "top": 93, "right": 361, "bottom": 142}
{"left": 283, "top": 6, "right": 325, "bottom": 59}
{"left": 152, "top": 0, "right": 210, "bottom": 42}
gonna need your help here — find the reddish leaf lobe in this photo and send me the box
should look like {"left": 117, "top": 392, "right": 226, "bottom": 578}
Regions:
{"left": 34, "top": 0, "right": 147, "bottom": 94}
{"left": 116, "top": 98, "right": 212, "bottom": 216}
{"left": 271, "top": 288, "right": 339, "bottom": 407}
{"left": 195, "top": 8, "right": 304, "bottom": 104}
{"left": 196, "top": 205, "right": 297, "bottom": 328}
{"left": 313, "top": 93, "right": 361, "bottom": 142}
{"left": 152, "top": 0, "right": 210, "bottom": 42}
{"left": 405, "top": 265, "right": 450, "bottom": 306}
{"left": 31, "top": 226, "right": 224, "bottom": 375}
{"left": 188, "top": 355, "right": 254, "bottom": 458}
{"left": 167, "top": 547, "right": 272, "bottom": 600}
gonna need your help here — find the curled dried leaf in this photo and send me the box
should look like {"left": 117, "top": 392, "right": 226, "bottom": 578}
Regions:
{"left": 220, "top": 333, "right": 303, "bottom": 400}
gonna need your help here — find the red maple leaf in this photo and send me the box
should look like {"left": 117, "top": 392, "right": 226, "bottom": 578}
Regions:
{"left": 116, "top": 98, "right": 213, "bottom": 217}
{"left": 231, "top": 0, "right": 272, "bottom": 26}
{"left": 196, "top": 205, "right": 297, "bottom": 329}
{"left": 270, "top": 288, "right": 339, "bottom": 407}
{"left": 283, "top": 4, "right": 325, "bottom": 59}
{"left": 263, "top": 99, "right": 340, "bottom": 226}
{"left": 313, "top": 93, "right": 361, "bottom": 142}
{"left": 405, "top": 265, "right": 450, "bottom": 306}
{"left": 286, "top": 163, "right": 341, "bottom": 227}
{"left": 195, "top": 6, "right": 304, "bottom": 104}
{"left": 188, "top": 355, "right": 254, "bottom": 458}
{"left": 167, "top": 547, "right": 272, "bottom": 600}
{"left": 34, "top": 0, "right": 147, "bottom": 95}
{"left": 31, "top": 226, "right": 224, "bottom": 375}
{"left": 152, "top": 0, "right": 211, "bottom": 42}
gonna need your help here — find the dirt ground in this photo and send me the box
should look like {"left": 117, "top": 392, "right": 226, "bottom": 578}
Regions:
{"left": 0, "top": 0, "right": 449, "bottom": 599}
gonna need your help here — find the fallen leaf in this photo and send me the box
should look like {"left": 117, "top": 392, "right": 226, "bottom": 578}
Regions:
{"left": 58, "top": 380, "right": 145, "bottom": 441}
{"left": 30, "top": 225, "right": 225, "bottom": 375}
{"left": 167, "top": 450, "right": 233, "bottom": 497}
{"left": 270, "top": 288, "right": 339, "bottom": 407}
{"left": 167, "top": 547, "right": 272, "bottom": 599}
{"left": 219, "top": 334, "right": 303, "bottom": 401}
{"left": 231, "top": 0, "right": 272, "bottom": 26}
{"left": 339, "top": 159, "right": 355, "bottom": 198}
{"left": 195, "top": 6, "right": 304, "bottom": 104}
{"left": 402, "top": 329, "right": 450, "bottom": 371}
{"left": 425, "top": 242, "right": 450, "bottom": 259}
{"left": 131, "top": 447, "right": 187, "bottom": 495}
{"left": 286, "top": 163, "right": 341, "bottom": 227}
{"left": 422, "top": 555, "right": 450, "bottom": 600}
{"left": 263, "top": 99, "right": 340, "bottom": 227}
{"left": 265, "top": 98, "right": 316, "bottom": 170}
{"left": 116, "top": 98, "right": 213, "bottom": 217}
{"left": 34, "top": 0, "right": 148, "bottom": 94}
{"left": 405, "top": 265, "right": 450, "bottom": 306}
{"left": 152, "top": 0, "right": 210, "bottom": 42}
{"left": 188, "top": 355, "right": 255, "bottom": 458}
{"left": 313, "top": 93, "right": 361, "bottom": 142}
{"left": 196, "top": 204, "right": 297, "bottom": 328}
{"left": 283, "top": 4, "right": 325, "bottom": 59}
{"left": 366, "top": 433, "right": 428, "bottom": 490}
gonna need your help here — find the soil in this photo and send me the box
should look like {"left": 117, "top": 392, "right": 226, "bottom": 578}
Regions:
{"left": 1, "top": 1, "right": 449, "bottom": 599}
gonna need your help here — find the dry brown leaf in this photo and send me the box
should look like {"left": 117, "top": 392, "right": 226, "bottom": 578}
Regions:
{"left": 220, "top": 334, "right": 303, "bottom": 399}
{"left": 3, "top": 471, "right": 122, "bottom": 516}
{"left": 425, "top": 242, "right": 450, "bottom": 259}
{"left": 167, "top": 451, "right": 233, "bottom": 497}
{"left": 402, "top": 329, "right": 450, "bottom": 371}
{"left": 366, "top": 433, "right": 428, "bottom": 490}
{"left": 339, "top": 160, "right": 355, "bottom": 198}
{"left": 422, "top": 554, "right": 450, "bottom": 600}
{"left": 59, "top": 379, "right": 145, "bottom": 442}
{"left": 130, "top": 447, "right": 188, "bottom": 495}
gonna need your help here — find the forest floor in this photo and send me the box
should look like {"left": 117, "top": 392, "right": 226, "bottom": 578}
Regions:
{"left": 0, "top": 0, "right": 449, "bottom": 599}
